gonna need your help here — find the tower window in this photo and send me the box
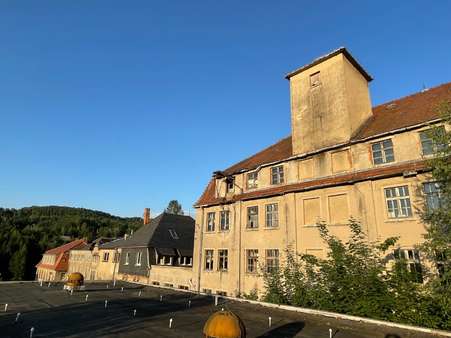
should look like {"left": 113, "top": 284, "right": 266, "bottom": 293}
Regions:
{"left": 310, "top": 71, "right": 321, "bottom": 87}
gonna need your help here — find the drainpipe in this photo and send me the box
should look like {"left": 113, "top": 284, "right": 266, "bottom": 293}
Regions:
{"left": 196, "top": 207, "right": 205, "bottom": 293}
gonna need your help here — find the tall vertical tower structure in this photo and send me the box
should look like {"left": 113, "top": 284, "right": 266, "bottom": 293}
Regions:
{"left": 286, "top": 48, "right": 373, "bottom": 155}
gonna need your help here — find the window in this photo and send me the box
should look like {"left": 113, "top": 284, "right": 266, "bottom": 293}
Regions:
{"left": 265, "top": 203, "right": 279, "bottom": 227}
{"left": 206, "top": 212, "right": 215, "bottom": 232}
{"left": 247, "top": 171, "right": 258, "bottom": 189}
{"left": 423, "top": 182, "right": 443, "bottom": 211}
{"left": 420, "top": 127, "right": 445, "bottom": 155}
{"left": 168, "top": 229, "right": 179, "bottom": 239}
{"left": 218, "top": 249, "right": 228, "bottom": 271}
{"left": 266, "top": 249, "right": 279, "bottom": 273}
{"left": 102, "top": 252, "right": 110, "bottom": 262}
{"left": 384, "top": 186, "right": 412, "bottom": 218}
{"left": 310, "top": 71, "right": 321, "bottom": 87}
{"left": 226, "top": 177, "right": 234, "bottom": 193}
{"left": 135, "top": 252, "right": 142, "bottom": 266}
{"left": 125, "top": 252, "right": 130, "bottom": 265}
{"left": 247, "top": 206, "right": 259, "bottom": 228}
{"left": 372, "top": 139, "right": 395, "bottom": 165}
{"left": 205, "top": 250, "right": 214, "bottom": 271}
{"left": 220, "top": 211, "right": 230, "bottom": 231}
{"left": 271, "top": 165, "right": 284, "bottom": 185}
{"left": 246, "top": 249, "right": 258, "bottom": 273}
{"left": 394, "top": 249, "right": 423, "bottom": 283}
{"left": 436, "top": 251, "right": 447, "bottom": 279}
{"left": 179, "top": 256, "right": 192, "bottom": 266}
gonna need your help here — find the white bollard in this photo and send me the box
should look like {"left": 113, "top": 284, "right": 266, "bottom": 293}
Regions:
{"left": 47, "top": 282, "right": 51, "bottom": 288}
{"left": 113, "top": 280, "right": 116, "bottom": 287}
{"left": 104, "top": 300, "right": 108, "bottom": 309}
{"left": 138, "top": 290, "right": 142, "bottom": 297}
{"left": 70, "top": 289, "right": 74, "bottom": 296}
{"left": 188, "top": 300, "right": 191, "bottom": 308}
{"left": 169, "top": 318, "right": 173, "bottom": 328}
{"left": 329, "top": 328, "right": 332, "bottom": 338}
{"left": 4, "top": 304, "right": 8, "bottom": 312}
{"left": 40, "top": 280, "right": 43, "bottom": 287}
{"left": 15, "top": 312, "right": 21, "bottom": 323}
{"left": 214, "top": 295, "right": 218, "bottom": 306}
{"left": 121, "top": 287, "right": 124, "bottom": 292}
{"left": 106, "top": 284, "right": 109, "bottom": 289}
{"left": 30, "top": 327, "right": 35, "bottom": 338}
{"left": 160, "top": 295, "right": 163, "bottom": 302}
{"left": 85, "top": 294, "right": 89, "bottom": 302}
{"left": 133, "top": 309, "right": 137, "bottom": 317}
{"left": 268, "top": 316, "right": 272, "bottom": 327}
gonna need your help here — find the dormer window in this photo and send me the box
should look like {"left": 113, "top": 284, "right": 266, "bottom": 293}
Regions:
{"left": 371, "top": 139, "right": 395, "bottom": 165}
{"left": 226, "top": 177, "right": 234, "bottom": 193}
{"left": 310, "top": 71, "right": 321, "bottom": 87}
{"left": 271, "top": 165, "right": 284, "bottom": 185}
{"left": 168, "top": 229, "right": 179, "bottom": 239}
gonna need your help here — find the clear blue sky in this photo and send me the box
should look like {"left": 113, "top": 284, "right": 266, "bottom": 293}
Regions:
{"left": 1, "top": 1, "right": 451, "bottom": 217}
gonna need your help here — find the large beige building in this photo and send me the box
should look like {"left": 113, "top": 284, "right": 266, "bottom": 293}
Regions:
{"left": 193, "top": 48, "right": 450, "bottom": 297}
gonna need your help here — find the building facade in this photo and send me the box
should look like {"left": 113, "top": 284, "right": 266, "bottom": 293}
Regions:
{"left": 193, "top": 48, "right": 450, "bottom": 297}
{"left": 116, "top": 212, "right": 195, "bottom": 289}
{"left": 36, "top": 239, "right": 87, "bottom": 282}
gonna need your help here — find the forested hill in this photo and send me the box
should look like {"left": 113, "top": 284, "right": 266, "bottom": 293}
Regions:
{"left": 0, "top": 206, "right": 142, "bottom": 281}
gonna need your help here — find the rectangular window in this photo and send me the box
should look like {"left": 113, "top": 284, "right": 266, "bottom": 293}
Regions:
{"left": 247, "top": 206, "right": 259, "bottom": 228}
{"left": 125, "top": 252, "right": 130, "bottom": 265}
{"left": 372, "top": 139, "right": 395, "bottom": 165}
{"left": 246, "top": 249, "right": 259, "bottom": 273}
{"left": 265, "top": 203, "right": 279, "bottom": 227}
{"left": 135, "top": 252, "right": 142, "bottom": 266}
{"left": 420, "top": 127, "right": 445, "bottom": 156}
{"left": 205, "top": 250, "right": 214, "bottom": 271}
{"left": 271, "top": 165, "right": 284, "bottom": 185}
{"left": 394, "top": 249, "right": 423, "bottom": 283}
{"left": 247, "top": 171, "right": 258, "bottom": 189}
{"left": 226, "top": 177, "right": 234, "bottom": 193}
{"left": 423, "top": 182, "right": 443, "bottom": 211}
{"left": 220, "top": 211, "right": 230, "bottom": 231}
{"left": 102, "top": 252, "right": 109, "bottom": 262}
{"left": 218, "top": 249, "right": 228, "bottom": 271}
{"left": 265, "top": 249, "right": 279, "bottom": 273}
{"left": 206, "top": 212, "right": 215, "bottom": 232}
{"left": 310, "top": 71, "right": 321, "bottom": 87}
{"left": 436, "top": 251, "right": 447, "bottom": 279}
{"left": 384, "top": 186, "right": 412, "bottom": 218}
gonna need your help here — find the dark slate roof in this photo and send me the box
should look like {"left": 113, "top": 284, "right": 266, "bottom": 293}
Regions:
{"left": 99, "top": 237, "right": 127, "bottom": 249}
{"left": 107, "top": 213, "right": 195, "bottom": 253}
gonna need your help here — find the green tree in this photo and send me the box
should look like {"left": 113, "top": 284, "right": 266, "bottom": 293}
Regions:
{"left": 165, "top": 200, "right": 184, "bottom": 215}
{"left": 419, "top": 102, "right": 451, "bottom": 328}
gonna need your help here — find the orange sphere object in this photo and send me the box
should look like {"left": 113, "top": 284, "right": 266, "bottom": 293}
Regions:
{"left": 203, "top": 310, "right": 246, "bottom": 338}
{"left": 66, "top": 272, "right": 84, "bottom": 287}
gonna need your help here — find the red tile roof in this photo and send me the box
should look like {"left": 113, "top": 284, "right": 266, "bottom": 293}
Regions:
{"left": 196, "top": 82, "right": 451, "bottom": 207}
{"left": 196, "top": 160, "right": 429, "bottom": 207}
{"left": 36, "top": 239, "right": 87, "bottom": 272}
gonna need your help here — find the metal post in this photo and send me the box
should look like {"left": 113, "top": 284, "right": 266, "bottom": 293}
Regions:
{"left": 268, "top": 316, "right": 272, "bottom": 327}
{"left": 214, "top": 295, "right": 218, "bottom": 306}
{"left": 160, "top": 295, "right": 163, "bottom": 302}
{"left": 4, "top": 304, "right": 8, "bottom": 312}
{"left": 30, "top": 327, "right": 34, "bottom": 338}
{"left": 169, "top": 318, "right": 173, "bottom": 328}
{"left": 188, "top": 300, "right": 191, "bottom": 308}
{"left": 329, "top": 328, "right": 332, "bottom": 338}
{"left": 15, "top": 312, "right": 21, "bottom": 323}
{"left": 133, "top": 309, "right": 136, "bottom": 317}
{"left": 85, "top": 294, "right": 89, "bottom": 302}
{"left": 104, "top": 300, "right": 108, "bottom": 309}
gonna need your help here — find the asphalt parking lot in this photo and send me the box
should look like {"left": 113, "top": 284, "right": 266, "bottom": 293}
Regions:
{"left": 0, "top": 282, "right": 444, "bottom": 337}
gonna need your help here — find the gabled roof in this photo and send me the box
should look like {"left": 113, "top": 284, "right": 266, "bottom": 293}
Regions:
{"left": 115, "top": 213, "right": 195, "bottom": 253}
{"left": 195, "top": 82, "right": 451, "bottom": 207}
{"left": 44, "top": 239, "right": 87, "bottom": 255}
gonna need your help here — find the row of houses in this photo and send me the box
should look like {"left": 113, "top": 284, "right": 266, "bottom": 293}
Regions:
{"left": 36, "top": 211, "right": 196, "bottom": 290}
{"left": 37, "top": 47, "right": 451, "bottom": 297}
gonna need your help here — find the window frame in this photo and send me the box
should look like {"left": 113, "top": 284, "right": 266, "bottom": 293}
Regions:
{"left": 125, "top": 252, "right": 130, "bottom": 265}
{"left": 218, "top": 249, "right": 228, "bottom": 272}
{"left": 102, "top": 252, "right": 109, "bottom": 262}
{"left": 247, "top": 171, "right": 258, "bottom": 189}
{"left": 271, "top": 165, "right": 285, "bottom": 185}
{"left": 220, "top": 210, "right": 230, "bottom": 231}
{"left": 265, "top": 203, "right": 279, "bottom": 228}
{"left": 265, "top": 249, "right": 279, "bottom": 273}
{"left": 247, "top": 206, "right": 259, "bottom": 229}
{"left": 384, "top": 185, "right": 413, "bottom": 219}
{"left": 394, "top": 248, "right": 423, "bottom": 283}
{"left": 204, "top": 249, "right": 214, "bottom": 271}
{"left": 246, "top": 249, "right": 259, "bottom": 273}
{"left": 206, "top": 212, "right": 215, "bottom": 232}
{"left": 371, "top": 139, "right": 395, "bottom": 165}
{"left": 135, "top": 251, "right": 142, "bottom": 266}
{"left": 423, "top": 182, "right": 443, "bottom": 211}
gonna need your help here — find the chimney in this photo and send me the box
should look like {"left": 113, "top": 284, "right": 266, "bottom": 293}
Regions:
{"left": 143, "top": 208, "right": 151, "bottom": 225}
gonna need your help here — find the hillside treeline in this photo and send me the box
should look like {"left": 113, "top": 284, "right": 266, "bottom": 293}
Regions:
{"left": 0, "top": 206, "right": 142, "bottom": 281}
